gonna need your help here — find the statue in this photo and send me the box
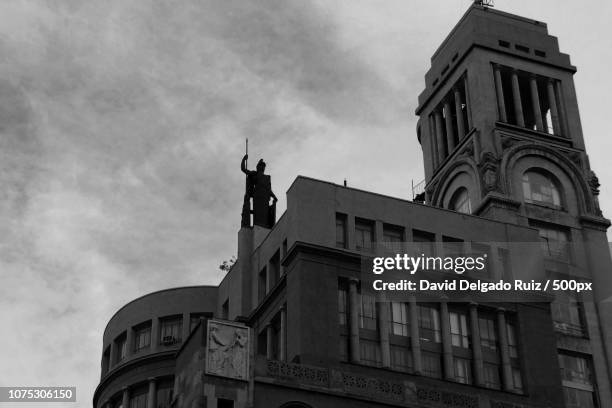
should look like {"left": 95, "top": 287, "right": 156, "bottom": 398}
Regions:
{"left": 241, "top": 154, "right": 277, "bottom": 228}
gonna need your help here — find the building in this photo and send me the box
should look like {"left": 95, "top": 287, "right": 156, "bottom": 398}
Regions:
{"left": 93, "top": 3, "right": 612, "bottom": 408}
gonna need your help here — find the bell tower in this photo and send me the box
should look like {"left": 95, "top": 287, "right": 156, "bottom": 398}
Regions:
{"left": 415, "top": 3, "right": 603, "bottom": 222}
{"left": 415, "top": 4, "right": 612, "bottom": 404}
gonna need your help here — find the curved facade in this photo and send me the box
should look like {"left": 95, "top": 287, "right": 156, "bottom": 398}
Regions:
{"left": 93, "top": 286, "right": 217, "bottom": 408}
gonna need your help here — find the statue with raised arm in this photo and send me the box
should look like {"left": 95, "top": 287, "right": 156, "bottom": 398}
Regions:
{"left": 241, "top": 154, "right": 277, "bottom": 228}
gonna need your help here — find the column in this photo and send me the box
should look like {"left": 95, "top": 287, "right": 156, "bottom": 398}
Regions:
{"left": 151, "top": 318, "right": 159, "bottom": 352}
{"left": 440, "top": 301, "right": 454, "bottom": 380}
{"left": 378, "top": 297, "right": 391, "bottom": 368}
{"left": 547, "top": 79, "right": 561, "bottom": 135}
{"left": 469, "top": 303, "right": 484, "bottom": 386}
{"left": 348, "top": 278, "right": 361, "bottom": 363}
{"left": 125, "top": 328, "right": 134, "bottom": 358}
{"left": 443, "top": 100, "right": 456, "bottom": 153}
{"left": 529, "top": 74, "right": 544, "bottom": 131}
{"left": 147, "top": 378, "right": 157, "bottom": 408}
{"left": 434, "top": 110, "right": 447, "bottom": 161}
{"left": 121, "top": 387, "right": 129, "bottom": 408}
{"left": 497, "top": 308, "right": 513, "bottom": 391}
{"left": 266, "top": 323, "right": 274, "bottom": 360}
{"left": 463, "top": 76, "right": 472, "bottom": 131}
{"left": 280, "top": 304, "right": 287, "bottom": 361}
{"left": 555, "top": 80, "right": 569, "bottom": 137}
{"left": 493, "top": 64, "right": 508, "bottom": 122}
{"left": 511, "top": 69, "right": 525, "bottom": 127}
{"left": 454, "top": 86, "right": 466, "bottom": 139}
{"left": 409, "top": 297, "right": 422, "bottom": 374}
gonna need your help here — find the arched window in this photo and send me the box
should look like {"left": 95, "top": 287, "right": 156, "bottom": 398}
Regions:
{"left": 449, "top": 188, "right": 471, "bottom": 214}
{"left": 522, "top": 170, "right": 562, "bottom": 207}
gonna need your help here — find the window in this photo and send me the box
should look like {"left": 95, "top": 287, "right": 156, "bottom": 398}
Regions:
{"left": 412, "top": 230, "right": 435, "bottom": 257}
{"left": 359, "top": 293, "right": 377, "bottom": 330}
{"left": 115, "top": 333, "right": 127, "bottom": 363}
{"left": 336, "top": 213, "right": 347, "bottom": 248}
{"left": 483, "top": 362, "right": 501, "bottom": 389}
{"left": 258, "top": 267, "right": 267, "bottom": 301}
{"left": 564, "top": 388, "right": 595, "bottom": 408}
{"left": 454, "top": 357, "right": 472, "bottom": 384}
{"left": 134, "top": 323, "right": 151, "bottom": 352}
{"left": 257, "top": 330, "right": 267, "bottom": 356}
{"left": 160, "top": 316, "right": 182, "bottom": 345}
{"left": 511, "top": 367, "right": 524, "bottom": 393}
{"left": 450, "top": 311, "right": 470, "bottom": 348}
{"left": 156, "top": 380, "right": 173, "bottom": 408}
{"left": 449, "top": 188, "right": 471, "bottom": 214}
{"left": 559, "top": 353, "right": 593, "bottom": 385}
{"left": 552, "top": 291, "right": 585, "bottom": 336}
{"left": 269, "top": 250, "right": 280, "bottom": 286}
{"left": 418, "top": 304, "right": 441, "bottom": 343}
{"left": 217, "top": 399, "right": 234, "bottom": 408}
{"left": 355, "top": 218, "right": 374, "bottom": 252}
{"left": 338, "top": 284, "right": 348, "bottom": 326}
{"left": 522, "top": 171, "right": 562, "bottom": 207}
{"left": 534, "top": 224, "right": 570, "bottom": 260}
{"left": 560, "top": 353, "right": 596, "bottom": 408}
{"left": 270, "top": 315, "right": 281, "bottom": 360}
{"left": 383, "top": 224, "right": 404, "bottom": 253}
{"left": 102, "top": 347, "right": 111, "bottom": 374}
{"left": 390, "top": 302, "right": 409, "bottom": 336}
{"left": 129, "top": 389, "right": 147, "bottom": 408}
{"left": 479, "top": 316, "right": 497, "bottom": 352}
{"left": 422, "top": 352, "right": 442, "bottom": 378}
{"left": 360, "top": 339, "right": 381, "bottom": 367}
{"left": 390, "top": 345, "right": 412, "bottom": 372}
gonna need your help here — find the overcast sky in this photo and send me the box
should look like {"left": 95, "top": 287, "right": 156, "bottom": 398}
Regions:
{"left": 1, "top": 0, "right": 611, "bottom": 406}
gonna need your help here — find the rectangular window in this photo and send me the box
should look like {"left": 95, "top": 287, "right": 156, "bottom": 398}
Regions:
{"left": 449, "top": 311, "right": 470, "bottom": 348}
{"left": 418, "top": 304, "right": 441, "bottom": 343}
{"left": 552, "top": 291, "right": 585, "bottom": 336}
{"left": 559, "top": 353, "right": 593, "bottom": 386}
{"left": 360, "top": 339, "right": 381, "bottom": 367}
{"left": 355, "top": 218, "right": 374, "bottom": 252}
{"left": 257, "top": 330, "right": 267, "bottom": 356}
{"left": 359, "top": 293, "right": 377, "bottom": 330}
{"left": 532, "top": 223, "right": 570, "bottom": 261}
{"left": 390, "top": 345, "right": 412, "bottom": 372}
{"left": 156, "top": 380, "right": 173, "bottom": 408}
{"left": 412, "top": 230, "right": 436, "bottom": 257}
{"left": 390, "top": 302, "right": 409, "bottom": 336}
{"left": 129, "top": 389, "right": 147, "bottom": 408}
{"left": 383, "top": 224, "right": 404, "bottom": 253}
{"left": 338, "top": 284, "right": 348, "bottom": 326}
{"left": 454, "top": 357, "right": 472, "bottom": 384}
{"left": 422, "top": 352, "right": 442, "bottom": 378}
{"left": 511, "top": 367, "right": 524, "bottom": 393}
{"left": 483, "top": 362, "right": 501, "bottom": 389}
{"left": 563, "top": 387, "right": 595, "bottom": 408}
{"left": 134, "top": 323, "right": 151, "bottom": 352}
{"left": 270, "top": 316, "right": 281, "bottom": 360}
{"left": 339, "top": 334, "right": 349, "bottom": 361}
{"left": 160, "top": 316, "right": 182, "bottom": 345}
{"left": 336, "top": 213, "right": 348, "bottom": 248}
{"left": 269, "top": 250, "right": 281, "bottom": 287}
{"left": 115, "top": 333, "right": 127, "bottom": 363}
{"left": 479, "top": 316, "right": 497, "bottom": 352}
{"left": 217, "top": 399, "right": 234, "bottom": 408}
{"left": 258, "top": 267, "right": 267, "bottom": 301}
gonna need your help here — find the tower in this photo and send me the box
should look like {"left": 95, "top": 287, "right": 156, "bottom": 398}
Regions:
{"left": 416, "top": 4, "right": 612, "bottom": 406}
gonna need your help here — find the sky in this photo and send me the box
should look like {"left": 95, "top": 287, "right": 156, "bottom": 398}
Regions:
{"left": 0, "top": 0, "right": 611, "bottom": 406}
